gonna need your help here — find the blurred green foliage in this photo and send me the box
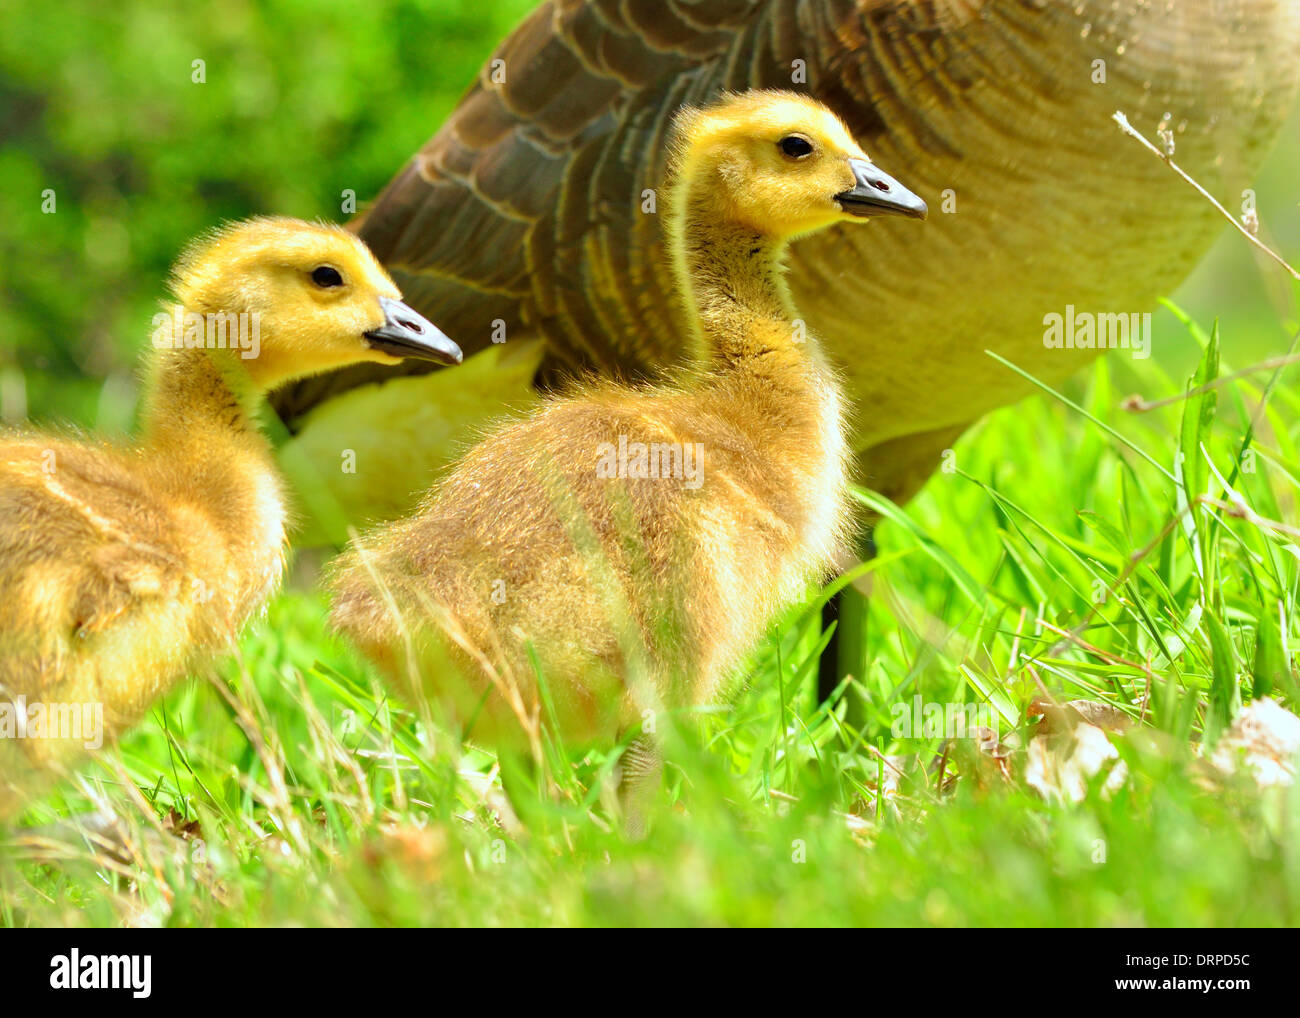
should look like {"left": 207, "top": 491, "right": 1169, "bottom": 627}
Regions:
{"left": 0, "top": 0, "right": 535, "bottom": 430}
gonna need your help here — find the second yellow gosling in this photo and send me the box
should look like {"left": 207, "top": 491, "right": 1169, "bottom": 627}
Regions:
{"left": 328, "top": 93, "right": 926, "bottom": 827}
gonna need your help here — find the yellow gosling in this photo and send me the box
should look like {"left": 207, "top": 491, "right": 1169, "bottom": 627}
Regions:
{"left": 328, "top": 93, "right": 925, "bottom": 831}
{"left": 0, "top": 217, "right": 461, "bottom": 816}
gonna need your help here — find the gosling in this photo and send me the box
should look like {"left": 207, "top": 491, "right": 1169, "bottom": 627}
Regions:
{"left": 0, "top": 217, "right": 462, "bottom": 816}
{"left": 328, "top": 92, "right": 926, "bottom": 827}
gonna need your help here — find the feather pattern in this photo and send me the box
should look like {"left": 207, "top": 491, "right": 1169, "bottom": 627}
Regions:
{"left": 276, "top": 0, "right": 1300, "bottom": 510}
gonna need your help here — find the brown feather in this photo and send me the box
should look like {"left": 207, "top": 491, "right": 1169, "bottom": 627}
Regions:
{"left": 273, "top": 0, "right": 1300, "bottom": 515}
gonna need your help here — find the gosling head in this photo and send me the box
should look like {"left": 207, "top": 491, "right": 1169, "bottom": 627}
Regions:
{"left": 670, "top": 91, "right": 927, "bottom": 239}
{"left": 167, "top": 217, "right": 462, "bottom": 390}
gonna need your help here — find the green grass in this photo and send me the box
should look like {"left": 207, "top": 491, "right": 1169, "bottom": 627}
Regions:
{"left": 3, "top": 300, "right": 1300, "bottom": 927}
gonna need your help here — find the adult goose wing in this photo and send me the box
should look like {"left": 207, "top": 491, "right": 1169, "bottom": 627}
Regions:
{"left": 273, "top": 0, "right": 1300, "bottom": 508}
{"left": 274, "top": 0, "right": 770, "bottom": 420}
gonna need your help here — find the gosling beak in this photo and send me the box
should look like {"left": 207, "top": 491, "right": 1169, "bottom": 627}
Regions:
{"left": 836, "top": 159, "right": 928, "bottom": 220}
{"left": 365, "top": 296, "right": 463, "bottom": 365}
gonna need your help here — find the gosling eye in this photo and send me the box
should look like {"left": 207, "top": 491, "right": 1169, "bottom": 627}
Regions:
{"left": 311, "top": 266, "right": 345, "bottom": 288}
{"left": 778, "top": 135, "right": 815, "bottom": 160}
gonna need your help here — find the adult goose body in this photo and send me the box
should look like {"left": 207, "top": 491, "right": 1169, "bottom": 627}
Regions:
{"left": 277, "top": 0, "right": 1300, "bottom": 531}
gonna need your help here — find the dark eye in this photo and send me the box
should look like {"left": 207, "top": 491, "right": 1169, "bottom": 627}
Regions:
{"left": 778, "top": 135, "right": 814, "bottom": 159}
{"left": 311, "top": 266, "right": 344, "bottom": 288}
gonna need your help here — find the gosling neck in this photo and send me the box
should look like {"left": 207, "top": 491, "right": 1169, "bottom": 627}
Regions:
{"left": 674, "top": 193, "right": 822, "bottom": 384}
{"left": 139, "top": 305, "right": 266, "bottom": 448}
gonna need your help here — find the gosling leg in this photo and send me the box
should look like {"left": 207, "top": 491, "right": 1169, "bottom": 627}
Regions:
{"left": 818, "top": 525, "right": 876, "bottom": 708}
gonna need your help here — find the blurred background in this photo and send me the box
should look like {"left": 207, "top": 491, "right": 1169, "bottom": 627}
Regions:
{"left": 1, "top": 0, "right": 1296, "bottom": 434}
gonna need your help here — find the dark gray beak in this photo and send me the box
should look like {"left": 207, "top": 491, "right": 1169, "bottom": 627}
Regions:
{"left": 365, "top": 296, "right": 462, "bottom": 365}
{"left": 836, "top": 159, "right": 928, "bottom": 220}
